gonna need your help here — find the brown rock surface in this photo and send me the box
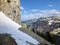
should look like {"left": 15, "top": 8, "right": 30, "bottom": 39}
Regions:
{"left": 0, "top": 34, "right": 17, "bottom": 45}
{"left": 0, "top": 0, "right": 20, "bottom": 24}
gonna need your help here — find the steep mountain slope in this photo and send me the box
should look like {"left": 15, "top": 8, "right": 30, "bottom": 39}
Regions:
{"left": 20, "top": 28, "right": 52, "bottom": 45}
{"left": 0, "top": 12, "right": 39, "bottom": 45}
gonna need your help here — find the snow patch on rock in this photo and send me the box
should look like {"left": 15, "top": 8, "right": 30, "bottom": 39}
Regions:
{"left": 0, "top": 12, "right": 39, "bottom": 45}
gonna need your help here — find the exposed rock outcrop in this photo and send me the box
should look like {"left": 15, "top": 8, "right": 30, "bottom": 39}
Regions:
{"left": 0, "top": 0, "right": 20, "bottom": 24}
{"left": 0, "top": 34, "right": 17, "bottom": 45}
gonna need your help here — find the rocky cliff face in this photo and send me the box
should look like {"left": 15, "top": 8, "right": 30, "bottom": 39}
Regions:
{"left": 0, "top": 0, "right": 20, "bottom": 24}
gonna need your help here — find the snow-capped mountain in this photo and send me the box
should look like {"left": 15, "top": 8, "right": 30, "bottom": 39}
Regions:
{"left": 0, "top": 12, "right": 39, "bottom": 45}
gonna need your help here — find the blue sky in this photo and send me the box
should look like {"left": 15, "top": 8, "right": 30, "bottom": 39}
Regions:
{"left": 20, "top": 0, "right": 60, "bottom": 21}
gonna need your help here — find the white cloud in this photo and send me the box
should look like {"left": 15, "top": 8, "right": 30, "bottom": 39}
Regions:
{"left": 20, "top": 6, "right": 24, "bottom": 10}
{"left": 48, "top": 4, "right": 53, "bottom": 7}
{"left": 39, "top": 9, "right": 60, "bottom": 16}
{"left": 21, "top": 13, "right": 43, "bottom": 21}
{"left": 24, "top": 11, "right": 28, "bottom": 13}
{"left": 22, "top": 9, "right": 60, "bottom": 21}
{"left": 31, "top": 9, "right": 38, "bottom": 11}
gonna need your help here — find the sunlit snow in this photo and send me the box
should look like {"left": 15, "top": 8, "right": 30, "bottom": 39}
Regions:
{"left": 0, "top": 12, "right": 39, "bottom": 45}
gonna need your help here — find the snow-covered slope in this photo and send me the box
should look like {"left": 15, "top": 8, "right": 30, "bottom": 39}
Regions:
{"left": 0, "top": 12, "right": 39, "bottom": 45}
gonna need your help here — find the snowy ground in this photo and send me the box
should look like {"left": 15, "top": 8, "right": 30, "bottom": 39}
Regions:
{"left": 0, "top": 12, "right": 39, "bottom": 45}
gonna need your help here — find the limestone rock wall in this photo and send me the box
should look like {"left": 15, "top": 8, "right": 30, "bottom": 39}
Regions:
{"left": 0, "top": 0, "right": 20, "bottom": 24}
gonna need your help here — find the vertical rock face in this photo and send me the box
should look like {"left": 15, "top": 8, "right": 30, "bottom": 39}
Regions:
{"left": 0, "top": 0, "right": 20, "bottom": 24}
